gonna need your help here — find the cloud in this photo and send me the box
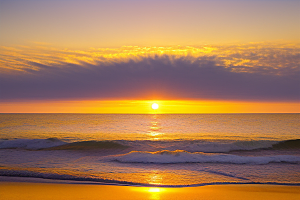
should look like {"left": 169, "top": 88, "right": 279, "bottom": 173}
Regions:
{"left": 0, "top": 54, "right": 299, "bottom": 101}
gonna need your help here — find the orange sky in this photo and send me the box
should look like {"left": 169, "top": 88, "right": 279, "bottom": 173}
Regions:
{"left": 0, "top": 0, "right": 299, "bottom": 113}
{"left": 1, "top": 100, "right": 299, "bottom": 114}
{"left": 0, "top": 43, "right": 299, "bottom": 113}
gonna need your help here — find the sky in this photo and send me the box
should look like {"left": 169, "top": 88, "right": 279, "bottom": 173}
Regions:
{"left": 0, "top": 0, "right": 299, "bottom": 113}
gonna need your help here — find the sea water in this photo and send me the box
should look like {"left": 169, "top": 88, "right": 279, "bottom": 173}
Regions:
{"left": 0, "top": 114, "right": 299, "bottom": 186}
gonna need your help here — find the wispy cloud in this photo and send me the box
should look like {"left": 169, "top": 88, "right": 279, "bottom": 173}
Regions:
{"left": 0, "top": 43, "right": 299, "bottom": 101}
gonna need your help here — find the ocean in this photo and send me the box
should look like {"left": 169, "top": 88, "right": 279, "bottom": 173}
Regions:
{"left": 0, "top": 114, "right": 299, "bottom": 186}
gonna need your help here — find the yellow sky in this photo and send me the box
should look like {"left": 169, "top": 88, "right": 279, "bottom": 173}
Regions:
{"left": 1, "top": 100, "right": 299, "bottom": 114}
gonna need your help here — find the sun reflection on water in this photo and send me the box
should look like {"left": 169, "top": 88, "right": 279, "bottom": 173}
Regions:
{"left": 148, "top": 187, "right": 165, "bottom": 200}
{"left": 131, "top": 187, "right": 166, "bottom": 200}
{"left": 148, "top": 188, "right": 161, "bottom": 193}
{"left": 148, "top": 115, "right": 164, "bottom": 140}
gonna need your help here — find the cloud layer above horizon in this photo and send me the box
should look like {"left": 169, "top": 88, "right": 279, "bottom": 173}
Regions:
{"left": 0, "top": 43, "right": 299, "bottom": 102}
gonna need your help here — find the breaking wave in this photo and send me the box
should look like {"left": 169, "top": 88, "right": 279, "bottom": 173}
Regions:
{"left": 112, "top": 150, "right": 300, "bottom": 164}
{"left": 0, "top": 139, "right": 128, "bottom": 150}
{"left": 153, "top": 140, "right": 277, "bottom": 153}
{"left": 0, "top": 138, "right": 299, "bottom": 152}
{"left": 0, "top": 138, "right": 66, "bottom": 150}
{"left": 121, "top": 139, "right": 300, "bottom": 153}
{"left": 46, "top": 141, "right": 128, "bottom": 150}
{"left": 272, "top": 139, "right": 300, "bottom": 150}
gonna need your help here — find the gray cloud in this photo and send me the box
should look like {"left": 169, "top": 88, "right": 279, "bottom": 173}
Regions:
{"left": 0, "top": 55, "right": 299, "bottom": 101}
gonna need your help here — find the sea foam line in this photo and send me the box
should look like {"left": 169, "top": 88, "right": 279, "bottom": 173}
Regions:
{"left": 0, "top": 172, "right": 299, "bottom": 188}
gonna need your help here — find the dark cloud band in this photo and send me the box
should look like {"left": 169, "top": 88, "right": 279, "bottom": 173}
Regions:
{"left": 0, "top": 55, "right": 299, "bottom": 101}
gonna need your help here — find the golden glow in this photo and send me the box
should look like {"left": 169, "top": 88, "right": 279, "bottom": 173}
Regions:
{"left": 1, "top": 43, "right": 298, "bottom": 114}
{"left": 1, "top": 43, "right": 299, "bottom": 75}
{"left": 148, "top": 115, "right": 163, "bottom": 140}
{"left": 148, "top": 188, "right": 161, "bottom": 193}
{"left": 130, "top": 186, "right": 166, "bottom": 200}
{"left": 151, "top": 103, "right": 159, "bottom": 110}
{"left": 0, "top": 99, "right": 299, "bottom": 113}
{"left": 1, "top": 182, "right": 300, "bottom": 200}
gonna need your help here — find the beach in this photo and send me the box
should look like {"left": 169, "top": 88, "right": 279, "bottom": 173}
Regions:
{"left": 1, "top": 177, "right": 299, "bottom": 200}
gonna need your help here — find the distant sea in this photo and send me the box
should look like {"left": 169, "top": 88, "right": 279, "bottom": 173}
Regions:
{"left": 0, "top": 114, "right": 299, "bottom": 186}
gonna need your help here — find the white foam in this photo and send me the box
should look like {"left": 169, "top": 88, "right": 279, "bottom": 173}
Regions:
{"left": 113, "top": 150, "right": 300, "bottom": 164}
{"left": 0, "top": 139, "right": 66, "bottom": 150}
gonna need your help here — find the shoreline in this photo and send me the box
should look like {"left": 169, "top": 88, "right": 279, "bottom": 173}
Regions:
{"left": 1, "top": 176, "right": 300, "bottom": 187}
{"left": 1, "top": 176, "right": 299, "bottom": 200}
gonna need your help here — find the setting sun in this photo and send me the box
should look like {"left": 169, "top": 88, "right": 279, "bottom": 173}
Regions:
{"left": 151, "top": 103, "right": 159, "bottom": 110}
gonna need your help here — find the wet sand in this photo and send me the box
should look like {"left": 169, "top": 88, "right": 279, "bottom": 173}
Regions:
{"left": 0, "top": 177, "right": 299, "bottom": 200}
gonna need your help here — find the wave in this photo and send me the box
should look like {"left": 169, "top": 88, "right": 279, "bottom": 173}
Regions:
{"left": 0, "top": 138, "right": 299, "bottom": 152}
{"left": 272, "top": 139, "right": 300, "bottom": 150}
{"left": 164, "top": 140, "right": 277, "bottom": 153}
{"left": 45, "top": 141, "right": 128, "bottom": 150}
{"left": 0, "top": 138, "right": 66, "bottom": 150}
{"left": 0, "top": 139, "right": 128, "bottom": 150}
{"left": 112, "top": 150, "right": 300, "bottom": 164}
{"left": 120, "top": 139, "right": 299, "bottom": 153}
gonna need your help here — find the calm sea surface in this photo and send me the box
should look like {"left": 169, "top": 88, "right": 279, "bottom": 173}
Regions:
{"left": 0, "top": 114, "right": 299, "bottom": 186}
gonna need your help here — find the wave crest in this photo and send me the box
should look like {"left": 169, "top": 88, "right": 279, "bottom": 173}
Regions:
{"left": 112, "top": 150, "right": 300, "bottom": 164}
{"left": 272, "top": 139, "right": 300, "bottom": 150}
{"left": 46, "top": 141, "right": 128, "bottom": 150}
{"left": 0, "top": 139, "right": 128, "bottom": 150}
{"left": 0, "top": 138, "right": 66, "bottom": 150}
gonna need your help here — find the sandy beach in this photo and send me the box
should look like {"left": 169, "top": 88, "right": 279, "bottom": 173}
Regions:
{"left": 0, "top": 177, "right": 299, "bottom": 200}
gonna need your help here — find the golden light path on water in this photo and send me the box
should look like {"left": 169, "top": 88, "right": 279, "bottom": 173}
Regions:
{"left": 148, "top": 114, "right": 164, "bottom": 140}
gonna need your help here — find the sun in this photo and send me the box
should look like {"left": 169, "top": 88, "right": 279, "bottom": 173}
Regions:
{"left": 151, "top": 103, "right": 159, "bottom": 110}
